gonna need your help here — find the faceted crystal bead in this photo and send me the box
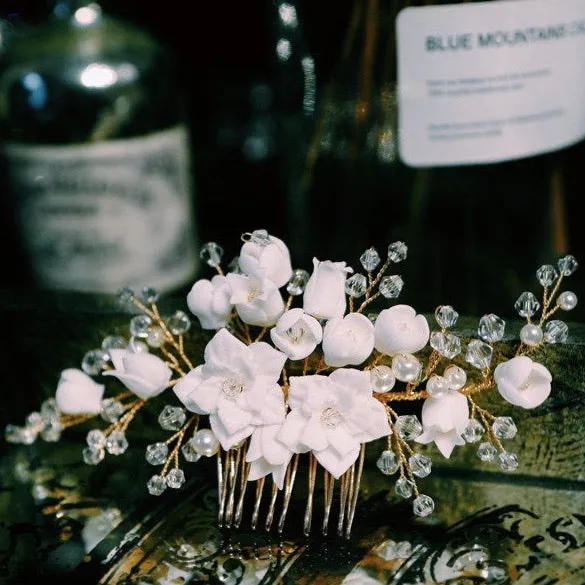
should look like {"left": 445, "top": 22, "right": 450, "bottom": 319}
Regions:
{"left": 86, "top": 429, "right": 106, "bottom": 448}
{"left": 395, "top": 477, "right": 414, "bottom": 498}
{"left": 375, "top": 540, "right": 397, "bottom": 560}
{"left": 492, "top": 416, "right": 517, "bottom": 439}
{"left": 200, "top": 242, "right": 224, "bottom": 267}
{"left": 83, "top": 446, "right": 105, "bottom": 465}
{"left": 158, "top": 406, "right": 187, "bottom": 431}
{"left": 181, "top": 439, "right": 202, "bottom": 463}
{"left": 105, "top": 430, "right": 129, "bottom": 455}
{"left": 360, "top": 247, "right": 381, "bottom": 271}
{"left": 558, "top": 254, "right": 578, "bottom": 276}
{"left": 465, "top": 340, "right": 493, "bottom": 370}
{"left": 497, "top": 451, "right": 519, "bottom": 472}
{"left": 249, "top": 229, "right": 271, "bottom": 245}
{"left": 478, "top": 314, "right": 506, "bottom": 343}
{"left": 129, "top": 315, "right": 153, "bottom": 338}
{"left": 477, "top": 442, "right": 497, "bottom": 462}
{"left": 412, "top": 494, "right": 435, "bottom": 517}
{"left": 146, "top": 442, "right": 169, "bottom": 465}
{"left": 394, "top": 541, "right": 413, "bottom": 559}
{"left": 462, "top": 419, "right": 485, "bottom": 443}
{"left": 146, "top": 326, "right": 166, "bottom": 348}
{"left": 40, "top": 398, "right": 60, "bottom": 420}
{"left": 544, "top": 320, "right": 569, "bottom": 343}
{"left": 286, "top": 269, "right": 310, "bottom": 296}
{"left": 5, "top": 424, "right": 35, "bottom": 445}
{"left": 25, "top": 412, "right": 43, "bottom": 430}
{"left": 520, "top": 323, "right": 543, "bottom": 346}
{"left": 444, "top": 365, "right": 467, "bottom": 390}
{"left": 166, "top": 468, "right": 186, "bottom": 489}
{"left": 40, "top": 419, "right": 62, "bottom": 442}
{"left": 393, "top": 415, "right": 423, "bottom": 441}
{"left": 430, "top": 331, "right": 461, "bottom": 359}
{"left": 514, "top": 292, "right": 540, "bottom": 318}
{"left": 536, "top": 264, "right": 558, "bottom": 287}
{"left": 81, "top": 349, "right": 109, "bottom": 376}
{"left": 117, "top": 287, "right": 134, "bottom": 306}
{"left": 139, "top": 287, "right": 158, "bottom": 304}
{"left": 435, "top": 305, "right": 458, "bottom": 329}
{"left": 167, "top": 310, "right": 191, "bottom": 334}
{"left": 392, "top": 353, "right": 422, "bottom": 382}
{"left": 101, "top": 335, "right": 127, "bottom": 351}
{"left": 426, "top": 375, "right": 449, "bottom": 397}
{"left": 387, "top": 241, "right": 408, "bottom": 262}
{"left": 345, "top": 274, "right": 367, "bottom": 298}
{"left": 101, "top": 399, "right": 125, "bottom": 422}
{"left": 557, "top": 291, "right": 578, "bottom": 311}
{"left": 379, "top": 275, "right": 404, "bottom": 298}
{"left": 147, "top": 474, "right": 167, "bottom": 496}
{"left": 370, "top": 365, "right": 396, "bottom": 393}
{"left": 408, "top": 454, "right": 432, "bottom": 478}
{"left": 376, "top": 450, "right": 399, "bottom": 475}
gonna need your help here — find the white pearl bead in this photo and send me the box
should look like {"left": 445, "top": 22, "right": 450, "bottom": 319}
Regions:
{"left": 392, "top": 353, "right": 422, "bottom": 383}
{"left": 557, "top": 291, "right": 578, "bottom": 311}
{"left": 443, "top": 365, "right": 467, "bottom": 390}
{"left": 426, "top": 375, "right": 449, "bottom": 397}
{"left": 370, "top": 365, "right": 396, "bottom": 393}
{"left": 520, "top": 323, "right": 543, "bottom": 346}
{"left": 192, "top": 429, "right": 220, "bottom": 457}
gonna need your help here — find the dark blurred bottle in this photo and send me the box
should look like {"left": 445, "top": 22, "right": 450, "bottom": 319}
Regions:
{"left": 0, "top": 0, "right": 198, "bottom": 295}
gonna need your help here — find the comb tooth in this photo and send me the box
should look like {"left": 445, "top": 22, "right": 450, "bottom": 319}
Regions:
{"left": 303, "top": 454, "right": 318, "bottom": 536}
{"left": 277, "top": 454, "right": 299, "bottom": 534}
{"left": 345, "top": 444, "right": 365, "bottom": 539}
{"left": 264, "top": 481, "right": 280, "bottom": 531}
{"left": 217, "top": 450, "right": 226, "bottom": 527}
{"left": 251, "top": 476, "right": 266, "bottom": 530}
{"left": 225, "top": 448, "right": 242, "bottom": 527}
{"left": 234, "top": 461, "right": 251, "bottom": 528}
{"left": 321, "top": 471, "right": 335, "bottom": 535}
{"left": 337, "top": 471, "right": 350, "bottom": 536}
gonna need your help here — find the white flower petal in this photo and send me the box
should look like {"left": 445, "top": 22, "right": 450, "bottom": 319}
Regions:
{"left": 55, "top": 369, "right": 105, "bottom": 415}
{"left": 323, "top": 313, "right": 375, "bottom": 367}
{"left": 374, "top": 305, "right": 430, "bottom": 355}
{"left": 326, "top": 425, "right": 360, "bottom": 457}
{"left": 210, "top": 413, "right": 254, "bottom": 450}
{"left": 300, "top": 414, "right": 329, "bottom": 452}
{"left": 246, "top": 342, "right": 287, "bottom": 380}
{"left": 277, "top": 410, "right": 307, "bottom": 450}
{"left": 217, "top": 399, "right": 254, "bottom": 435}
{"left": 314, "top": 444, "right": 360, "bottom": 479}
{"left": 173, "top": 369, "right": 220, "bottom": 414}
{"left": 203, "top": 328, "right": 247, "bottom": 373}
{"left": 434, "top": 430, "right": 465, "bottom": 458}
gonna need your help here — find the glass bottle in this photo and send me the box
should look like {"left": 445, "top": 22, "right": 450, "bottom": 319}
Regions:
{"left": 0, "top": 0, "right": 199, "bottom": 296}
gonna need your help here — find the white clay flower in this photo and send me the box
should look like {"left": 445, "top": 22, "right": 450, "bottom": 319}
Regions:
{"left": 270, "top": 308, "right": 323, "bottom": 360}
{"left": 278, "top": 369, "right": 390, "bottom": 478}
{"left": 239, "top": 231, "right": 293, "bottom": 288}
{"left": 187, "top": 275, "right": 233, "bottom": 330}
{"left": 494, "top": 355, "right": 552, "bottom": 409}
{"left": 226, "top": 273, "right": 285, "bottom": 327}
{"left": 303, "top": 258, "right": 353, "bottom": 321}
{"left": 322, "top": 313, "right": 375, "bottom": 367}
{"left": 374, "top": 304, "right": 430, "bottom": 355}
{"left": 173, "top": 328, "right": 287, "bottom": 450}
{"left": 415, "top": 391, "right": 469, "bottom": 458}
{"left": 55, "top": 368, "right": 105, "bottom": 415}
{"left": 245, "top": 424, "right": 294, "bottom": 489}
{"left": 104, "top": 350, "right": 172, "bottom": 400}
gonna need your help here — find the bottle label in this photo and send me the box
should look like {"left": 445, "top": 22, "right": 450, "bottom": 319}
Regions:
{"left": 4, "top": 126, "right": 198, "bottom": 293}
{"left": 397, "top": 0, "right": 585, "bottom": 166}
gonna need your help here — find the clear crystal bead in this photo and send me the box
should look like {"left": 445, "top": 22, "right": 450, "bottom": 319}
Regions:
{"left": 83, "top": 446, "right": 105, "bottom": 465}
{"left": 544, "top": 320, "right": 569, "bottom": 343}
{"left": 146, "top": 442, "right": 169, "bottom": 465}
{"left": 387, "top": 241, "right": 408, "bottom": 262}
{"left": 375, "top": 540, "right": 397, "bottom": 560}
{"left": 536, "top": 264, "right": 558, "bottom": 287}
{"left": 101, "top": 399, "right": 125, "bottom": 422}
{"left": 443, "top": 365, "right": 467, "bottom": 390}
{"left": 465, "top": 339, "right": 493, "bottom": 370}
{"left": 557, "top": 291, "right": 578, "bottom": 311}
{"left": 105, "top": 430, "right": 129, "bottom": 455}
{"left": 26, "top": 411, "right": 43, "bottom": 430}
{"left": 477, "top": 442, "right": 497, "bottom": 462}
{"left": 141, "top": 287, "right": 158, "bottom": 304}
{"left": 286, "top": 269, "right": 310, "bottom": 295}
{"left": 147, "top": 474, "right": 167, "bottom": 496}
{"left": 146, "top": 326, "right": 166, "bottom": 348}
{"left": 462, "top": 419, "right": 484, "bottom": 443}
{"left": 5, "top": 424, "right": 35, "bottom": 445}
{"left": 394, "top": 415, "right": 423, "bottom": 441}
{"left": 426, "top": 375, "right": 449, "bottom": 397}
{"left": 492, "top": 416, "right": 517, "bottom": 439}
{"left": 394, "top": 541, "right": 413, "bottom": 558}
{"left": 413, "top": 494, "right": 435, "bottom": 517}
{"left": 370, "top": 365, "right": 396, "bottom": 393}
{"left": 86, "top": 429, "right": 106, "bottom": 448}
{"left": 395, "top": 477, "right": 414, "bottom": 498}
{"left": 129, "top": 315, "right": 153, "bottom": 338}
{"left": 200, "top": 242, "right": 224, "bottom": 267}
{"left": 158, "top": 405, "right": 186, "bottom": 431}
{"left": 101, "top": 335, "right": 127, "bottom": 351}
{"left": 248, "top": 229, "right": 271, "bottom": 245}
{"left": 129, "top": 336, "right": 149, "bottom": 353}
{"left": 345, "top": 274, "right": 368, "bottom": 298}
{"left": 392, "top": 353, "right": 422, "bottom": 382}
{"left": 166, "top": 468, "right": 186, "bottom": 489}
{"left": 478, "top": 314, "right": 506, "bottom": 343}
{"left": 558, "top": 254, "right": 578, "bottom": 276}
{"left": 167, "top": 310, "right": 191, "bottom": 334}
{"left": 379, "top": 275, "right": 404, "bottom": 298}
{"left": 376, "top": 450, "right": 399, "bottom": 475}
{"left": 409, "top": 454, "right": 432, "bottom": 478}
{"left": 40, "top": 397, "right": 59, "bottom": 418}
{"left": 181, "top": 439, "right": 202, "bottom": 463}
{"left": 520, "top": 323, "right": 544, "bottom": 346}
{"left": 514, "top": 292, "right": 540, "bottom": 318}
{"left": 497, "top": 451, "right": 519, "bottom": 472}
{"left": 40, "top": 419, "right": 62, "bottom": 442}
{"left": 360, "top": 247, "right": 381, "bottom": 271}
{"left": 430, "top": 331, "right": 461, "bottom": 359}
{"left": 435, "top": 305, "right": 458, "bottom": 329}
{"left": 81, "top": 349, "right": 109, "bottom": 375}
{"left": 117, "top": 287, "right": 134, "bottom": 306}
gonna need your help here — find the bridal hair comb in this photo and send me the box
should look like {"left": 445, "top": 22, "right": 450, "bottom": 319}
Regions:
{"left": 4, "top": 229, "right": 579, "bottom": 539}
